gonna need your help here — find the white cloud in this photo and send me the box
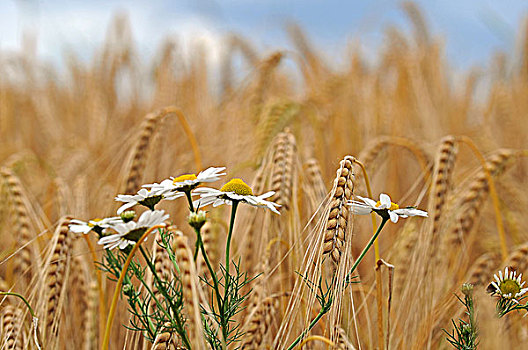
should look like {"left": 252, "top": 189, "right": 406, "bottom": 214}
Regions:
{"left": 1, "top": 0, "right": 227, "bottom": 72}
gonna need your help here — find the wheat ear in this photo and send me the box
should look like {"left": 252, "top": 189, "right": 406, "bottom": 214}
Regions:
{"left": 0, "top": 167, "right": 37, "bottom": 287}
{"left": 240, "top": 296, "right": 279, "bottom": 349}
{"left": 1, "top": 304, "right": 25, "bottom": 350}
{"left": 44, "top": 216, "right": 73, "bottom": 343}
{"left": 270, "top": 131, "right": 297, "bottom": 211}
{"left": 323, "top": 156, "right": 354, "bottom": 266}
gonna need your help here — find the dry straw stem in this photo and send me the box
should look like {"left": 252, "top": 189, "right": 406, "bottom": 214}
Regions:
{"left": 299, "top": 335, "right": 336, "bottom": 348}
{"left": 122, "top": 106, "right": 202, "bottom": 194}
{"left": 1, "top": 304, "right": 25, "bottom": 350}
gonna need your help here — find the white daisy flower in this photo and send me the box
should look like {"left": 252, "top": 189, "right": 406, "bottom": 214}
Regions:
{"left": 193, "top": 178, "right": 281, "bottom": 214}
{"left": 115, "top": 188, "right": 181, "bottom": 215}
{"left": 487, "top": 267, "right": 528, "bottom": 302}
{"left": 347, "top": 193, "right": 428, "bottom": 223}
{"left": 97, "top": 210, "right": 169, "bottom": 250}
{"left": 143, "top": 166, "right": 226, "bottom": 194}
{"left": 69, "top": 217, "right": 121, "bottom": 235}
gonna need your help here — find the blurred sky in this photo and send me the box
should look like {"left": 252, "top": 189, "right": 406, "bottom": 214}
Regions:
{"left": 1, "top": 0, "right": 527, "bottom": 71}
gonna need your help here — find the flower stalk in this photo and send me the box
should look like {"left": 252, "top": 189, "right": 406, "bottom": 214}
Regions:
{"left": 0, "top": 292, "right": 42, "bottom": 349}
{"left": 102, "top": 224, "right": 167, "bottom": 350}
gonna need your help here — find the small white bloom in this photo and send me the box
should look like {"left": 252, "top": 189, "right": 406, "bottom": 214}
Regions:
{"left": 115, "top": 188, "right": 182, "bottom": 215}
{"left": 143, "top": 166, "right": 226, "bottom": 194}
{"left": 69, "top": 217, "right": 121, "bottom": 234}
{"left": 193, "top": 178, "right": 281, "bottom": 214}
{"left": 348, "top": 193, "right": 427, "bottom": 223}
{"left": 488, "top": 267, "right": 528, "bottom": 302}
{"left": 97, "top": 210, "right": 169, "bottom": 250}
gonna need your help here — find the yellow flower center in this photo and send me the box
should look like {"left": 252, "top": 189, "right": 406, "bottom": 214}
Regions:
{"left": 376, "top": 201, "right": 399, "bottom": 210}
{"left": 499, "top": 279, "right": 521, "bottom": 296}
{"left": 173, "top": 174, "right": 198, "bottom": 183}
{"left": 220, "top": 178, "right": 253, "bottom": 196}
{"left": 88, "top": 218, "right": 102, "bottom": 227}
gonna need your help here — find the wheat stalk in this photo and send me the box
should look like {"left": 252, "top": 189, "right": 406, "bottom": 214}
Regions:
{"left": 323, "top": 156, "right": 354, "bottom": 266}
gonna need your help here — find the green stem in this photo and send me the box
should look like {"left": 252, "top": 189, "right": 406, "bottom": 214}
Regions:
{"left": 184, "top": 189, "right": 202, "bottom": 261}
{"left": 220, "top": 201, "right": 239, "bottom": 348}
{"left": 185, "top": 190, "right": 195, "bottom": 212}
{"left": 193, "top": 242, "right": 199, "bottom": 262}
{"left": 0, "top": 292, "right": 42, "bottom": 349}
{"left": 345, "top": 218, "right": 388, "bottom": 282}
{"left": 286, "top": 303, "right": 331, "bottom": 350}
{"left": 193, "top": 224, "right": 226, "bottom": 349}
{"left": 139, "top": 246, "right": 191, "bottom": 348}
{"left": 224, "top": 201, "right": 238, "bottom": 282}
{"left": 0, "top": 292, "right": 36, "bottom": 318}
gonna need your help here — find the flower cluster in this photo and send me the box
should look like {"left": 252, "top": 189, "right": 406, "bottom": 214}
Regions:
{"left": 68, "top": 166, "right": 280, "bottom": 250}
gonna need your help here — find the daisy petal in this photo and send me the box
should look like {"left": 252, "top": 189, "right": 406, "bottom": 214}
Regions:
{"left": 389, "top": 210, "right": 399, "bottom": 223}
{"left": 379, "top": 193, "right": 391, "bottom": 209}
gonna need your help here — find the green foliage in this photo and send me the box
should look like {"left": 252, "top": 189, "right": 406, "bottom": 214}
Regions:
{"left": 444, "top": 284, "right": 478, "bottom": 350}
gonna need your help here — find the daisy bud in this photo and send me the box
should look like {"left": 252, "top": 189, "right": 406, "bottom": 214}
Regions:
{"left": 123, "top": 283, "right": 135, "bottom": 297}
{"left": 188, "top": 210, "right": 207, "bottom": 230}
{"left": 461, "top": 283, "right": 473, "bottom": 297}
{"left": 120, "top": 210, "right": 136, "bottom": 223}
{"left": 461, "top": 324, "right": 472, "bottom": 336}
